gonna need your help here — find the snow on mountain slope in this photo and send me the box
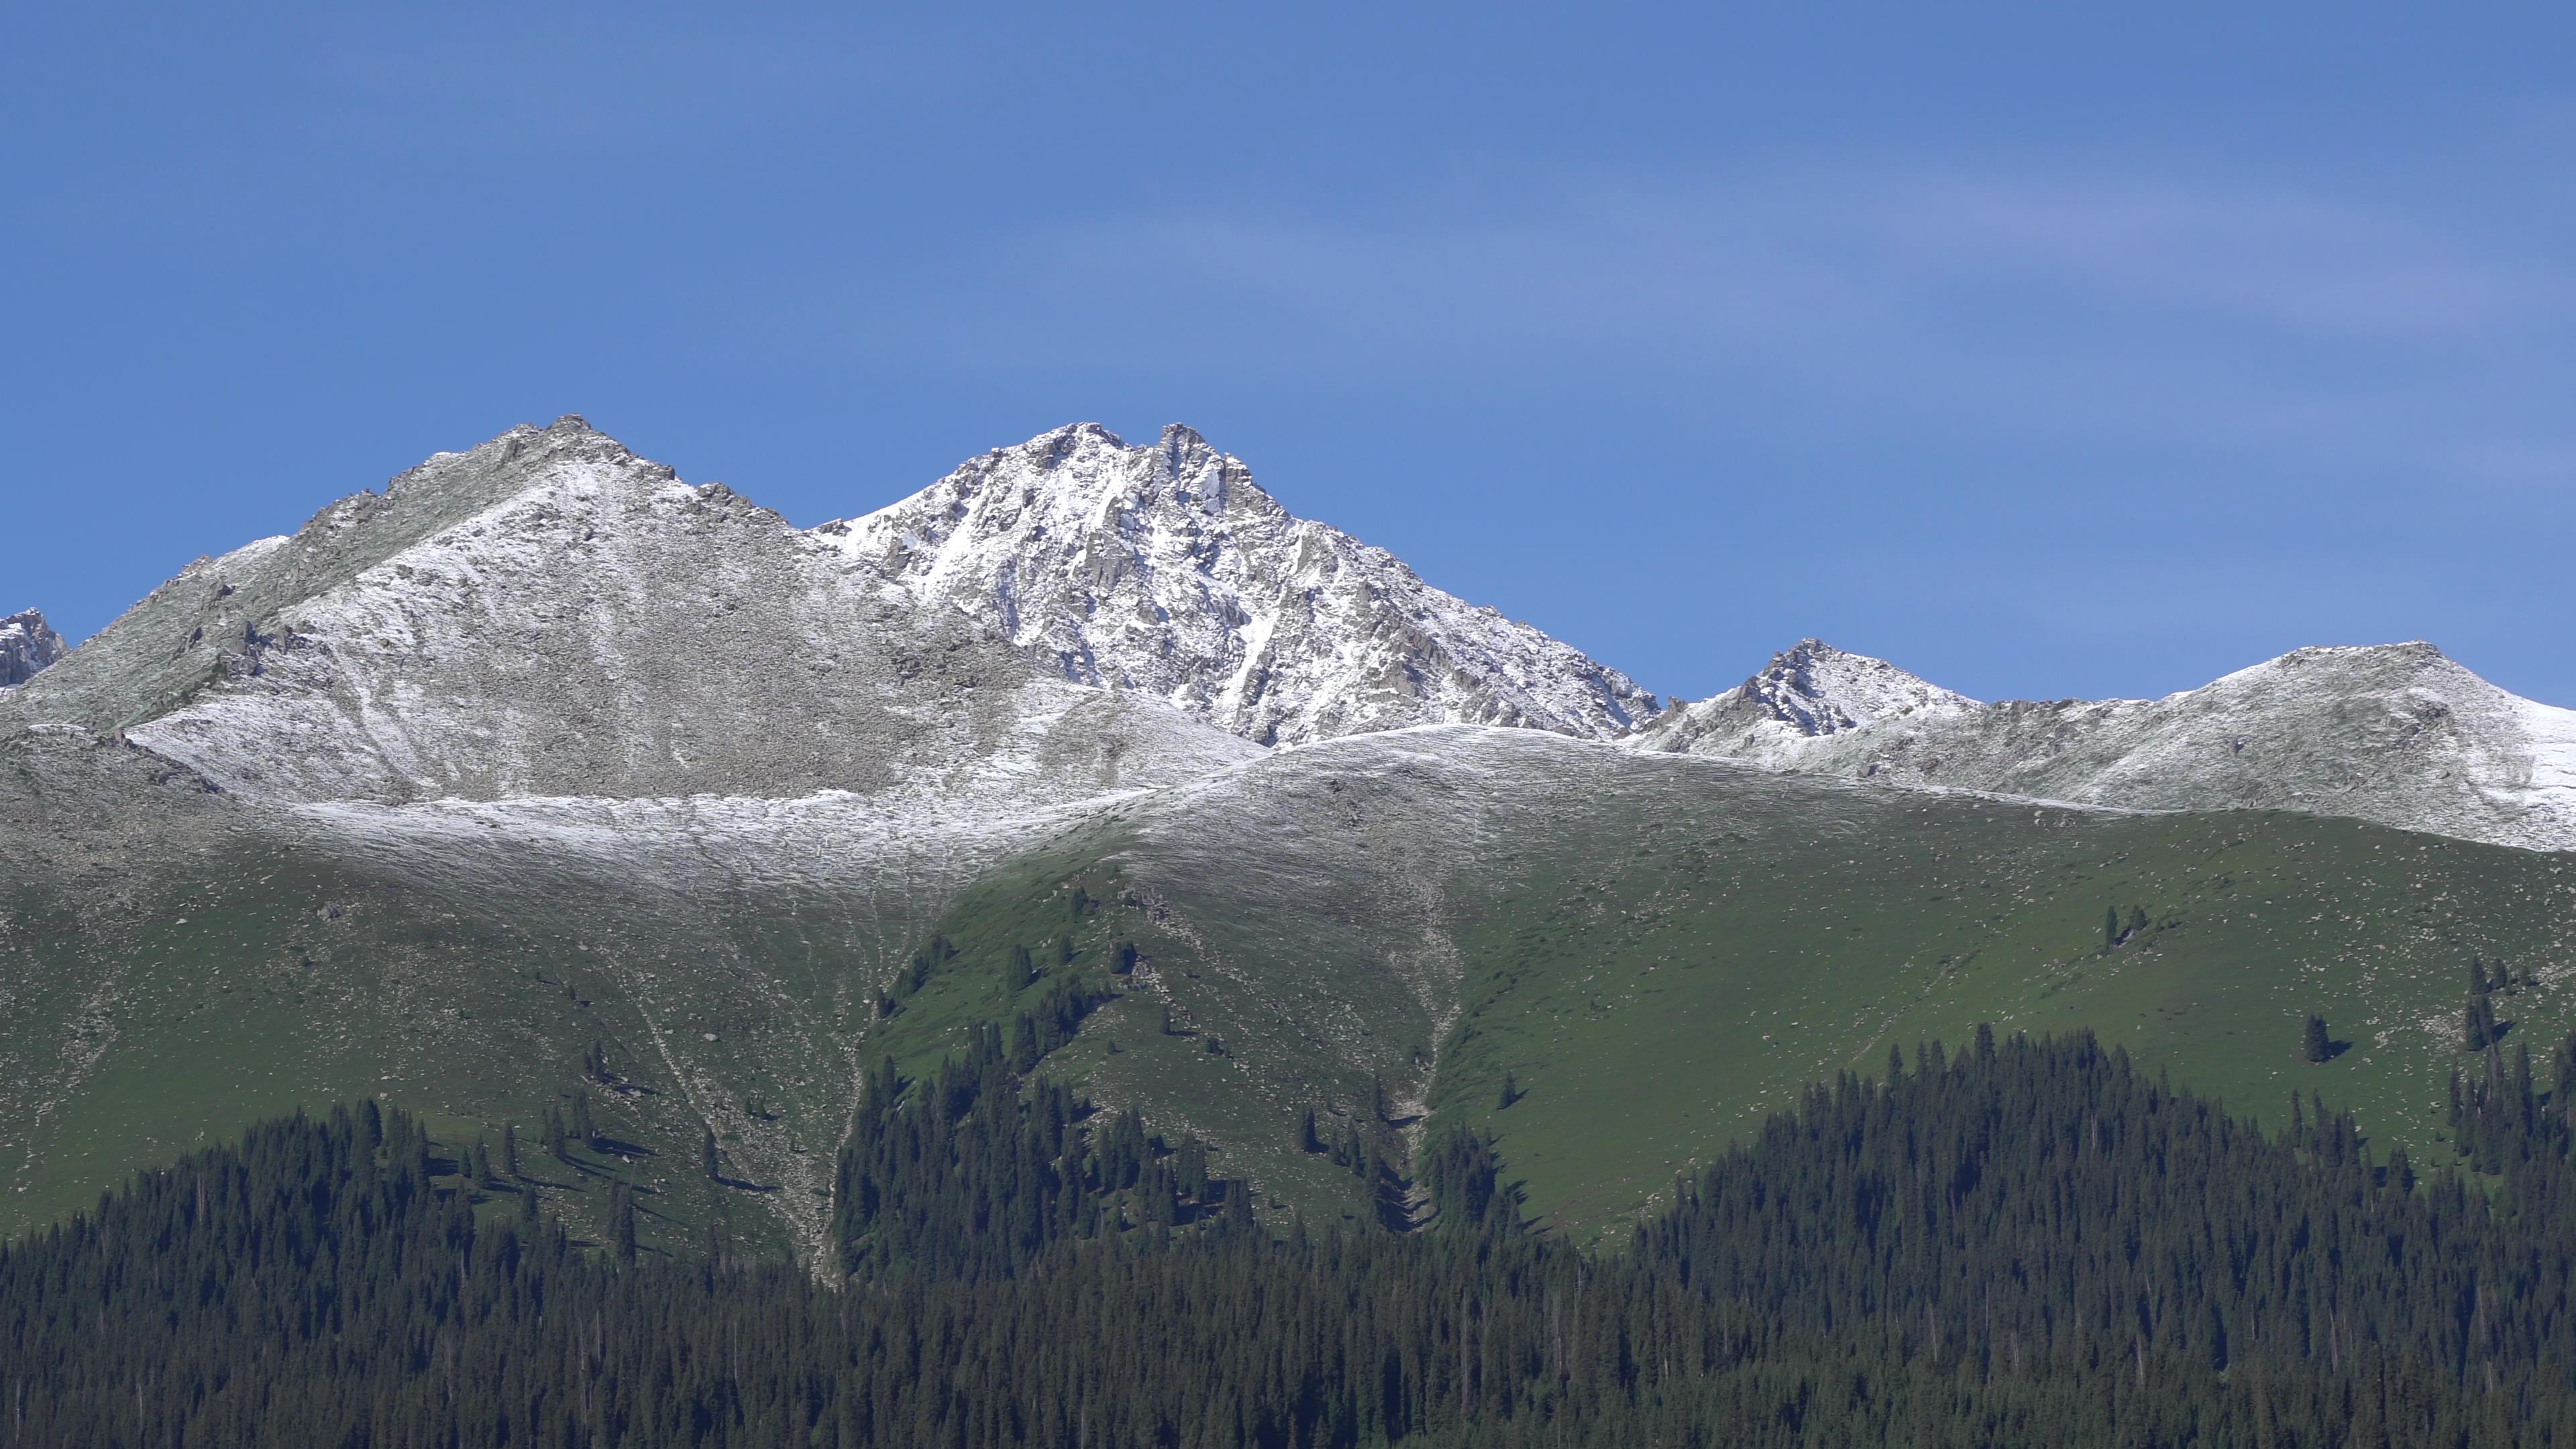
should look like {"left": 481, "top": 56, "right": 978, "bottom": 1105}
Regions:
{"left": 1643, "top": 640, "right": 2576, "bottom": 853}
{"left": 0, "top": 418, "right": 1256, "bottom": 808}
{"left": 816, "top": 423, "right": 1658, "bottom": 746}
{"left": 1629, "top": 639, "right": 1977, "bottom": 761}
{"left": 0, "top": 611, "right": 66, "bottom": 689}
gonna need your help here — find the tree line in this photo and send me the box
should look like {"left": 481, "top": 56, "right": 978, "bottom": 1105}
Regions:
{"left": 9, "top": 1027, "right": 2576, "bottom": 1445}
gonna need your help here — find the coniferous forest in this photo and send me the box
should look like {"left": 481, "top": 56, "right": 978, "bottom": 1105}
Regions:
{"left": 10, "top": 1028, "right": 2576, "bottom": 1447}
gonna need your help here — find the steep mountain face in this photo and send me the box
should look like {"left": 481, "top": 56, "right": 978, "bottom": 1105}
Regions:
{"left": 0, "top": 418, "right": 1256, "bottom": 809}
{"left": 1643, "top": 641, "right": 2576, "bottom": 853}
{"left": 1629, "top": 639, "right": 1976, "bottom": 761}
{"left": 0, "top": 610, "right": 66, "bottom": 688}
{"left": 817, "top": 423, "right": 1658, "bottom": 746}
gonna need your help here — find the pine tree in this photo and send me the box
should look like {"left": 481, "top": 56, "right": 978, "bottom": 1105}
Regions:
{"left": 2304, "top": 1014, "right": 2331, "bottom": 1065}
{"left": 1498, "top": 1071, "right": 1519, "bottom": 1110}
{"left": 609, "top": 1183, "right": 637, "bottom": 1260}
{"left": 2104, "top": 906, "right": 2121, "bottom": 951}
{"left": 470, "top": 1137, "right": 494, "bottom": 1189}
{"left": 703, "top": 1127, "right": 720, "bottom": 1183}
{"left": 501, "top": 1122, "right": 519, "bottom": 1179}
{"left": 2465, "top": 994, "right": 2497, "bottom": 1052}
{"left": 544, "top": 1105, "right": 568, "bottom": 1160}
{"left": 572, "top": 1093, "right": 596, "bottom": 1152}
{"left": 1293, "top": 1106, "right": 1318, "bottom": 1154}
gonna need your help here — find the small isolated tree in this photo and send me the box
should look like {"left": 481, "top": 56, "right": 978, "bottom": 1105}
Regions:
{"left": 609, "top": 1183, "right": 637, "bottom": 1261}
{"left": 702, "top": 1127, "right": 720, "bottom": 1183}
{"left": 2127, "top": 905, "right": 2149, "bottom": 938}
{"left": 2303, "top": 1014, "right": 2331, "bottom": 1065}
{"left": 470, "top": 1137, "right": 494, "bottom": 1190}
{"left": 1293, "top": 1106, "right": 1318, "bottom": 1155}
{"left": 2104, "top": 906, "right": 2121, "bottom": 951}
{"left": 1498, "top": 1071, "right": 1519, "bottom": 1111}
{"left": 572, "top": 1093, "right": 596, "bottom": 1152}
{"left": 544, "top": 1105, "right": 568, "bottom": 1160}
{"left": 501, "top": 1123, "right": 520, "bottom": 1179}
{"left": 1008, "top": 943, "right": 1036, "bottom": 989}
{"left": 2464, "top": 994, "right": 2498, "bottom": 1053}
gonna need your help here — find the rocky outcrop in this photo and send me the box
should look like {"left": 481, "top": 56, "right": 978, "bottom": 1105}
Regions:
{"left": 1629, "top": 639, "right": 1976, "bottom": 761}
{"left": 1639, "top": 640, "right": 2576, "bottom": 853}
{"left": 0, "top": 610, "right": 66, "bottom": 688}
{"left": 0, "top": 418, "right": 1256, "bottom": 807}
{"left": 818, "top": 423, "right": 1658, "bottom": 746}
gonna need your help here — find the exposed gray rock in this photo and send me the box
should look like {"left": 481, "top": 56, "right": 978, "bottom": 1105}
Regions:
{"left": 0, "top": 418, "right": 1256, "bottom": 807}
{"left": 1638, "top": 640, "right": 2576, "bottom": 853}
{"left": 1630, "top": 639, "right": 1976, "bottom": 759}
{"left": 818, "top": 423, "right": 1658, "bottom": 745}
{"left": 0, "top": 610, "right": 66, "bottom": 689}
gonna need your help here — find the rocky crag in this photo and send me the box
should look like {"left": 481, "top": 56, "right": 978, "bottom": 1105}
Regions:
{"left": 0, "top": 610, "right": 66, "bottom": 688}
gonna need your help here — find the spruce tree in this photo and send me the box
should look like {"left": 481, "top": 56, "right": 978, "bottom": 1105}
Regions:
{"left": 2303, "top": 1014, "right": 2331, "bottom": 1065}
{"left": 545, "top": 1104, "right": 568, "bottom": 1160}
{"left": 703, "top": 1127, "right": 720, "bottom": 1183}
{"left": 501, "top": 1122, "right": 519, "bottom": 1179}
{"left": 572, "top": 1093, "right": 596, "bottom": 1152}
{"left": 609, "top": 1183, "right": 637, "bottom": 1260}
{"left": 2104, "top": 906, "right": 2121, "bottom": 951}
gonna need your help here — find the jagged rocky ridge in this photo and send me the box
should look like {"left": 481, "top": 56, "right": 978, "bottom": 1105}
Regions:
{"left": 0, "top": 610, "right": 66, "bottom": 689}
{"left": 818, "top": 423, "right": 1658, "bottom": 745}
{"left": 0, "top": 419, "right": 1256, "bottom": 809}
{"left": 1636, "top": 639, "right": 2576, "bottom": 853}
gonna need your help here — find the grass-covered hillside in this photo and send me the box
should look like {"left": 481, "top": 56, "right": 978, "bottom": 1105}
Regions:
{"left": 5, "top": 725, "right": 2571, "bottom": 1257}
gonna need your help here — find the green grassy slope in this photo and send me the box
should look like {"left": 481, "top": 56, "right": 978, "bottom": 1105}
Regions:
{"left": 6, "top": 727, "right": 2570, "bottom": 1256}
{"left": 928, "top": 733, "right": 2576, "bottom": 1238}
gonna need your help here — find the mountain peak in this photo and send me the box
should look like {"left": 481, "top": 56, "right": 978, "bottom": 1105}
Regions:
{"left": 820, "top": 423, "right": 1655, "bottom": 745}
{"left": 1631, "top": 639, "right": 1974, "bottom": 759}
{"left": 0, "top": 610, "right": 67, "bottom": 689}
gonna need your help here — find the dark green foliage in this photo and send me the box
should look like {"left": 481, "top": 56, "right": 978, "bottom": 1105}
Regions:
{"left": 1420, "top": 1126, "right": 1517, "bottom": 1232}
{"left": 2467, "top": 990, "right": 2500, "bottom": 1051}
{"left": 24, "top": 1032, "right": 2576, "bottom": 1446}
{"left": 2104, "top": 904, "right": 2120, "bottom": 950}
{"left": 702, "top": 1126, "right": 720, "bottom": 1183}
{"left": 500, "top": 1121, "right": 519, "bottom": 1179}
{"left": 830, "top": 1028, "right": 1234, "bottom": 1283}
{"left": 543, "top": 1102, "right": 567, "bottom": 1159}
{"left": 1007, "top": 942, "right": 1036, "bottom": 989}
{"left": 1008, "top": 975, "right": 1111, "bottom": 1073}
{"left": 1498, "top": 1069, "right": 1519, "bottom": 1110}
{"left": 2303, "top": 1012, "right": 2331, "bottom": 1064}
{"left": 1111, "top": 938, "right": 1138, "bottom": 974}
{"left": 608, "top": 1181, "right": 637, "bottom": 1260}
{"left": 570, "top": 1090, "right": 596, "bottom": 1151}
{"left": 470, "top": 1135, "right": 493, "bottom": 1189}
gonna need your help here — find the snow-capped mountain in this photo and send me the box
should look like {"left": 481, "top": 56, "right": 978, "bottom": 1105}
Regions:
{"left": 0, "top": 418, "right": 1254, "bottom": 808}
{"left": 817, "top": 423, "right": 1658, "bottom": 746}
{"left": 1641, "top": 640, "right": 2576, "bottom": 853}
{"left": 1629, "top": 639, "right": 1976, "bottom": 761}
{"left": 0, "top": 610, "right": 65, "bottom": 688}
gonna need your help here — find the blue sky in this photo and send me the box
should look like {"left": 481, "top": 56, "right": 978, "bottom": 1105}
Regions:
{"left": 6, "top": 4, "right": 2572, "bottom": 705}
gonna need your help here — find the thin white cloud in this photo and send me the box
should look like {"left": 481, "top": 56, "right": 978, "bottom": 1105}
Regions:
{"left": 855, "top": 156, "right": 2576, "bottom": 487}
